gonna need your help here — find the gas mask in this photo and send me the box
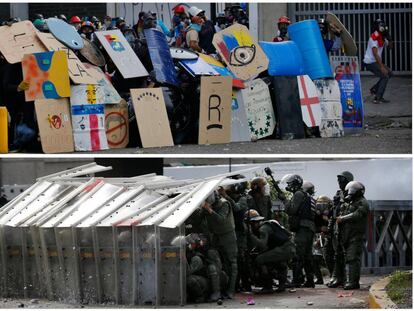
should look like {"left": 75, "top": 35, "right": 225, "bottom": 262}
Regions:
{"left": 278, "top": 24, "right": 288, "bottom": 37}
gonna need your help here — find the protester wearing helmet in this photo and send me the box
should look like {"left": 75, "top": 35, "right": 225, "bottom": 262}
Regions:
{"left": 171, "top": 5, "right": 188, "bottom": 47}
{"left": 33, "top": 18, "right": 48, "bottom": 32}
{"left": 188, "top": 6, "right": 216, "bottom": 54}
{"left": 318, "top": 17, "right": 342, "bottom": 54}
{"left": 334, "top": 181, "right": 368, "bottom": 290}
{"left": 273, "top": 16, "right": 291, "bottom": 42}
{"left": 247, "top": 177, "right": 272, "bottom": 221}
{"left": 58, "top": 14, "right": 68, "bottom": 23}
{"left": 363, "top": 19, "right": 393, "bottom": 104}
{"left": 69, "top": 15, "right": 82, "bottom": 30}
{"left": 201, "top": 190, "right": 238, "bottom": 299}
{"left": 89, "top": 16, "right": 101, "bottom": 30}
{"left": 281, "top": 174, "right": 316, "bottom": 288}
{"left": 79, "top": 21, "right": 95, "bottom": 41}
{"left": 327, "top": 170, "right": 354, "bottom": 288}
{"left": 244, "top": 209, "right": 295, "bottom": 293}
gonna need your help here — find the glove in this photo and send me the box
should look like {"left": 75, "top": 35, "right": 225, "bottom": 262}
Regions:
{"left": 17, "top": 80, "right": 30, "bottom": 92}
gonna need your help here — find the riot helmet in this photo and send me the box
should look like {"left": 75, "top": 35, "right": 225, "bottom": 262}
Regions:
{"left": 337, "top": 171, "right": 354, "bottom": 191}
{"left": 281, "top": 174, "right": 303, "bottom": 193}
{"left": 315, "top": 195, "right": 333, "bottom": 216}
{"left": 302, "top": 181, "right": 315, "bottom": 196}
{"left": 244, "top": 209, "right": 265, "bottom": 222}
{"left": 345, "top": 181, "right": 365, "bottom": 201}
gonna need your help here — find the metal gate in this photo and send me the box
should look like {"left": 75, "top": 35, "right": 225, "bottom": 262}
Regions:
{"left": 288, "top": 3, "right": 412, "bottom": 74}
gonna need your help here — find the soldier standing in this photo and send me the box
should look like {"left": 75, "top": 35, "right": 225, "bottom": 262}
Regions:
{"left": 280, "top": 174, "right": 316, "bottom": 288}
{"left": 202, "top": 191, "right": 238, "bottom": 299}
{"left": 336, "top": 181, "right": 369, "bottom": 290}
{"left": 327, "top": 171, "right": 354, "bottom": 288}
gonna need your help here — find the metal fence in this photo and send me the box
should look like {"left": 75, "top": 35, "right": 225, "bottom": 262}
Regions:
{"left": 288, "top": 3, "right": 412, "bottom": 75}
{"left": 361, "top": 200, "right": 412, "bottom": 274}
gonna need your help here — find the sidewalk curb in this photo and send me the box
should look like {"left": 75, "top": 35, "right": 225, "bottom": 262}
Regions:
{"left": 368, "top": 276, "right": 398, "bottom": 309}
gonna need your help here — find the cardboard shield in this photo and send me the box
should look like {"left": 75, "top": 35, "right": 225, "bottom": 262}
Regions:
{"left": 70, "top": 84, "right": 107, "bottom": 106}
{"left": 198, "top": 76, "right": 232, "bottom": 145}
{"left": 34, "top": 98, "right": 74, "bottom": 153}
{"left": 170, "top": 47, "right": 198, "bottom": 60}
{"left": 22, "top": 51, "right": 71, "bottom": 101}
{"left": 297, "top": 75, "right": 322, "bottom": 127}
{"left": 105, "top": 99, "right": 129, "bottom": 149}
{"left": 144, "top": 29, "right": 180, "bottom": 87}
{"left": 212, "top": 23, "right": 269, "bottom": 81}
{"left": 95, "top": 30, "right": 148, "bottom": 79}
{"left": 314, "top": 79, "right": 344, "bottom": 138}
{"left": 79, "top": 37, "right": 106, "bottom": 67}
{"left": 239, "top": 79, "right": 275, "bottom": 139}
{"left": 130, "top": 88, "right": 174, "bottom": 148}
{"left": 326, "top": 12, "right": 357, "bottom": 56}
{"left": 232, "top": 91, "right": 251, "bottom": 142}
{"left": 330, "top": 56, "right": 364, "bottom": 131}
{"left": 46, "top": 18, "right": 84, "bottom": 50}
{"left": 37, "top": 32, "right": 97, "bottom": 85}
{"left": 0, "top": 21, "right": 47, "bottom": 64}
{"left": 82, "top": 63, "right": 122, "bottom": 104}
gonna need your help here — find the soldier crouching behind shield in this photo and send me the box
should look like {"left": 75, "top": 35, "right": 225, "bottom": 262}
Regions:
{"left": 244, "top": 209, "right": 295, "bottom": 293}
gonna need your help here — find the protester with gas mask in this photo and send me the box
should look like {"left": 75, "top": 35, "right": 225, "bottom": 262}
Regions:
{"left": 247, "top": 177, "right": 272, "bottom": 221}
{"left": 188, "top": 6, "right": 216, "bottom": 54}
{"left": 273, "top": 16, "right": 291, "bottom": 42}
{"left": 363, "top": 19, "right": 393, "bottom": 104}
{"left": 186, "top": 15, "right": 204, "bottom": 53}
{"left": 79, "top": 21, "right": 95, "bottom": 41}
{"left": 318, "top": 18, "right": 342, "bottom": 54}
{"left": 201, "top": 190, "right": 238, "bottom": 299}
{"left": 335, "top": 181, "right": 368, "bottom": 290}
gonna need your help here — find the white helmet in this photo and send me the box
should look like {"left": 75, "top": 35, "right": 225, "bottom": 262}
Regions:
{"left": 188, "top": 6, "right": 204, "bottom": 17}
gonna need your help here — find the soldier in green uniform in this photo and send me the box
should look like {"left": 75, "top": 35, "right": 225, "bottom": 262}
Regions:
{"left": 315, "top": 195, "right": 334, "bottom": 279}
{"left": 327, "top": 171, "right": 354, "bottom": 288}
{"left": 280, "top": 174, "right": 316, "bottom": 288}
{"left": 336, "top": 181, "right": 368, "bottom": 290}
{"left": 247, "top": 177, "right": 273, "bottom": 220}
{"left": 244, "top": 209, "right": 295, "bottom": 293}
{"left": 202, "top": 190, "right": 238, "bottom": 299}
{"left": 220, "top": 179, "right": 251, "bottom": 292}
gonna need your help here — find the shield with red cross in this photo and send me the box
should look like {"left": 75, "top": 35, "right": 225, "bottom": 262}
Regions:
{"left": 297, "top": 75, "right": 322, "bottom": 127}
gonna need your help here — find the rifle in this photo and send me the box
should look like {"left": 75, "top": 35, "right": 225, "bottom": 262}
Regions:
{"left": 264, "top": 167, "right": 285, "bottom": 200}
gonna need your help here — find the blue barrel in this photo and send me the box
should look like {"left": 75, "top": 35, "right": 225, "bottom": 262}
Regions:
{"left": 259, "top": 41, "right": 305, "bottom": 76}
{"left": 288, "top": 19, "right": 333, "bottom": 80}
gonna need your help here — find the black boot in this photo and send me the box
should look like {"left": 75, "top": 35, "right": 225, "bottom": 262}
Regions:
{"left": 343, "top": 263, "right": 360, "bottom": 290}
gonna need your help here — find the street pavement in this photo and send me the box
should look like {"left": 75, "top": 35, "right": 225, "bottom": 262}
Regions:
{"left": 94, "top": 76, "right": 411, "bottom": 155}
{"left": 0, "top": 275, "right": 381, "bottom": 308}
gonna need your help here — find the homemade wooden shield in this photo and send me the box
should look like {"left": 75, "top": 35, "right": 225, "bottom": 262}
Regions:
{"left": 271, "top": 76, "right": 305, "bottom": 139}
{"left": 326, "top": 12, "right": 357, "bottom": 56}
{"left": 37, "top": 32, "right": 97, "bottom": 85}
{"left": 198, "top": 76, "right": 232, "bottom": 145}
{"left": 46, "top": 18, "right": 84, "bottom": 50}
{"left": 130, "top": 88, "right": 174, "bottom": 148}
{"left": 297, "top": 75, "right": 322, "bottom": 127}
{"left": 314, "top": 79, "right": 344, "bottom": 138}
{"left": 0, "top": 21, "right": 46, "bottom": 64}
{"left": 70, "top": 103, "right": 108, "bottom": 151}
{"left": 95, "top": 30, "right": 148, "bottom": 79}
{"left": 212, "top": 23, "right": 269, "bottom": 81}
{"left": 145, "top": 29, "right": 180, "bottom": 86}
{"left": 231, "top": 91, "right": 251, "bottom": 142}
{"left": 82, "top": 63, "right": 122, "bottom": 104}
{"left": 105, "top": 100, "right": 129, "bottom": 149}
{"left": 239, "top": 79, "right": 275, "bottom": 139}
{"left": 34, "top": 98, "right": 74, "bottom": 153}
{"left": 22, "top": 51, "right": 71, "bottom": 101}
{"left": 79, "top": 37, "right": 106, "bottom": 67}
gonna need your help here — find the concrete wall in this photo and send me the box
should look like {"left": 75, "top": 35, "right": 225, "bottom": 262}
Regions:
{"left": 257, "top": 2, "right": 288, "bottom": 41}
